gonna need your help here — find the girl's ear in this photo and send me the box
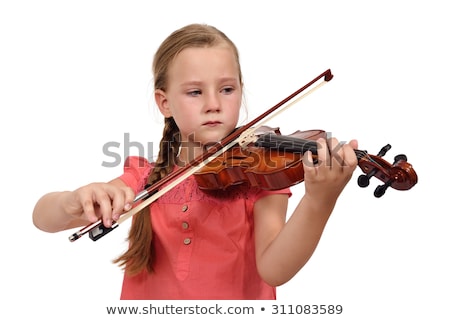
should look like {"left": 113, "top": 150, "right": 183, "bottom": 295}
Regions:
{"left": 154, "top": 89, "right": 172, "bottom": 118}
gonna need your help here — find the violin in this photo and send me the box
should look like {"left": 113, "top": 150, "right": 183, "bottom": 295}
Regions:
{"left": 194, "top": 126, "right": 417, "bottom": 197}
{"left": 68, "top": 69, "right": 418, "bottom": 242}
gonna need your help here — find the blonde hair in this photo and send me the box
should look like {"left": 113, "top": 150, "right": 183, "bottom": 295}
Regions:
{"left": 114, "top": 24, "right": 243, "bottom": 275}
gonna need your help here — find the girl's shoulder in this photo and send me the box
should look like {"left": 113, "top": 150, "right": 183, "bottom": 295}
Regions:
{"left": 119, "top": 156, "right": 153, "bottom": 194}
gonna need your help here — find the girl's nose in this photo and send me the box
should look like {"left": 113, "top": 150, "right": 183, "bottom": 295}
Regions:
{"left": 203, "top": 92, "right": 221, "bottom": 113}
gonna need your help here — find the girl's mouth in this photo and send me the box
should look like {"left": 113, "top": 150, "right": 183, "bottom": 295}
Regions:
{"left": 203, "top": 121, "right": 222, "bottom": 127}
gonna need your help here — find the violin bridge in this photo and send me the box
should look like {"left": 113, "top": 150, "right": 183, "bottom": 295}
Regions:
{"left": 237, "top": 128, "right": 258, "bottom": 148}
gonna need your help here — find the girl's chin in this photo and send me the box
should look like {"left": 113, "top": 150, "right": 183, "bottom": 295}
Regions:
{"left": 184, "top": 128, "right": 234, "bottom": 147}
{"left": 199, "top": 139, "right": 222, "bottom": 149}
{"left": 199, "top": 132, "right": 230, "bottom": 145}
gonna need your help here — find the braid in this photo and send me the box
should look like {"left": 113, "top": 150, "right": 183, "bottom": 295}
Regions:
{"left": 149, "top": 117, "right": 180, "bottom": 184}
{"left": 114, "top": 117, "right": 180, "bottom": 275}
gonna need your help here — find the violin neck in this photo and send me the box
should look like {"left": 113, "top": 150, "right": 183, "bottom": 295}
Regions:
{"left": 254, "top": 133, "right": 366, "bottom": 159}
{"left": 254, "top": 133, "right": 317, "bottom": 154}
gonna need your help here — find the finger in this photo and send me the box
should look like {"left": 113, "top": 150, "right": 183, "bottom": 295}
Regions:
{"left": 316, "top": 138, "right": 329, "bottom": 168}
{"left": 110, "top": 186, "right": 135, "bottom": 221}
{"left": 93, "top": 191, "right": 114, "bottom": 227}
{"left": 124, "top": 187, "right": 135, "bottom": 211}
{"left": 302, "top": 150, "right": 316, "bottom": 176}
{"left": 110, "top": 189, "right": 126, "bottom": 221}
{"left": 342, "top": 143, "right": 358, "bottom": 170}
{"left": 80, "top": 197, "right": 98, "bottom": 223}
{"left": 349, "top": 139, "right": 358, "bottom": 150}
{"left": 328, "top": 138, "right": 345, "bottom": 169}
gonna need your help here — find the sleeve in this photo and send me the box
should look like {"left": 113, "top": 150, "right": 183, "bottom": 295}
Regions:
{"left": 254, "top": 187, "right": 292, "bottom": 202}
{"left": 118, "top": 156, "right": 153, "bottom": 194}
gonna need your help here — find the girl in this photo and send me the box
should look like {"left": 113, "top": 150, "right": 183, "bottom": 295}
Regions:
{"left": 32, "top": 23, "right": 358, "bottom": 300}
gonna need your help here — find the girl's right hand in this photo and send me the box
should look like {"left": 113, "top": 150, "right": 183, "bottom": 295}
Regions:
{"left": 64, "top": 180, "right": 135, "bottom": 228}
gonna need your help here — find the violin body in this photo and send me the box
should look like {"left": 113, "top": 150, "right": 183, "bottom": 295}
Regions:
{"left": 195, "top": 145, "right": 305, "bottom": 190}
{"left": 195, "top": 127, "right": 327, "bottom": 190}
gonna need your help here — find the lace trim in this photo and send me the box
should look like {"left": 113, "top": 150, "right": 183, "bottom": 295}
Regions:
{"left": 124, "top": 157, "right": 270, "bottom": 205}
{"left": 157, "top": 175, "right": 255, "bottom": 205}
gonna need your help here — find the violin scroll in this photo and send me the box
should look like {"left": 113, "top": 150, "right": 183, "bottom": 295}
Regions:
{"left": 356, "top": 144, "right": 418, "bottom": 197}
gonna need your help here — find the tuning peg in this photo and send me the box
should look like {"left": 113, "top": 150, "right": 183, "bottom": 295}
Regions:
{"left": 374, "top": 180, "right": 391, "bottom": 197}
{"left": 357, "top": 144, "right": 392, "bottom": 188}
{"left": 357, "top": 167, "right": 373, "bottom": 188}
{"left": 377, "top": 144, "right": 391, "bottom": 157}
{"left": 394, "top": 154, "right": 407, "bottom": 162}
{"left": 372, "top": 154, "right": 408, "bottom": 197}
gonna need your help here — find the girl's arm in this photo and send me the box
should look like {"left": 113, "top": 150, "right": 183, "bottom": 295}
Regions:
{"left": 32, "top": 178, "right": 135, "bottom": 233}
{"left": 254, "top": 138, "right": 358, "bottom": 286}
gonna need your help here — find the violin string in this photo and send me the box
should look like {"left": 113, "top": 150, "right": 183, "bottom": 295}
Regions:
{"left": 354, "top": 149, "right": 372, "bottom": 162}
{"left": 260, "top": 135, "right": 371, "bottom": 161}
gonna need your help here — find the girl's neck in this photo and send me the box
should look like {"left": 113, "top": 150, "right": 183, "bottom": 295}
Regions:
{"left": 176, "top": 140, "right": 206, "bottom": 167}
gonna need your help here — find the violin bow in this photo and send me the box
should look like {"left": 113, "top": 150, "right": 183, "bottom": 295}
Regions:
{"left": 69, "top": 69, "right": 334, "bottom": 242}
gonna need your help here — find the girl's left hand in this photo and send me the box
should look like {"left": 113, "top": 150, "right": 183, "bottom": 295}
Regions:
{"left": 302, "top": 137, "right": 358, "bottom": 204}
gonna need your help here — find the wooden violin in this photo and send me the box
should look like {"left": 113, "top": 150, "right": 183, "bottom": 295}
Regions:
{"left": 68, "top": 69, "right": 418, "bottom": 242}
{"left": 194, "top": 126, "right": 417, "bottom": 198}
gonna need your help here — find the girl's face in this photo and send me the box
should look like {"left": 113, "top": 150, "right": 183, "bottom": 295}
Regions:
{"left": 155, "top": 45, "right": 242, "bottom": 160}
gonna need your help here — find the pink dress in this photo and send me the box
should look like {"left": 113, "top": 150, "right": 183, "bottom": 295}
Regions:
{"left": 119, "top": 156, "right": 291, "bottom": 300}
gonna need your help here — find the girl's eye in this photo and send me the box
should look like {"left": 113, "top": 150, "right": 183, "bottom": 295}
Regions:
{"left": 222, "top": 87, "right": 234, "bottom": 95}
{"left": 188, "top": 90, "right": 201, "bottom": 96}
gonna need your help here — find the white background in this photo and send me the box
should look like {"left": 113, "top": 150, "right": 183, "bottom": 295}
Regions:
{"left": 1, "top": 1, "right": 449, "bottom": 319}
